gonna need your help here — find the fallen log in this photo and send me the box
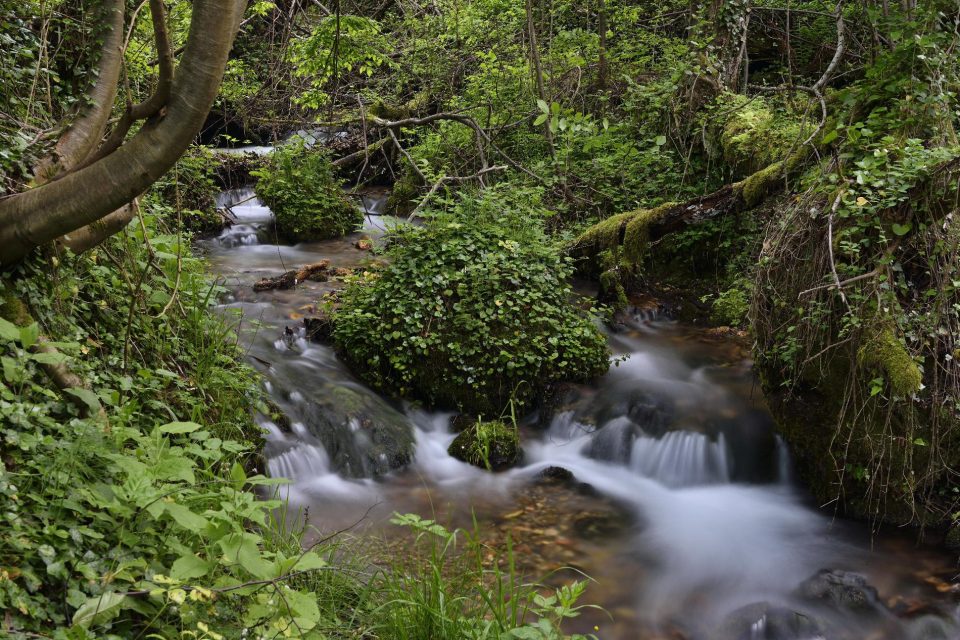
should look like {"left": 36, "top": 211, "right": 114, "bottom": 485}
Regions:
{"left": 253, "top": 260, "right": 332, "bottom": 291}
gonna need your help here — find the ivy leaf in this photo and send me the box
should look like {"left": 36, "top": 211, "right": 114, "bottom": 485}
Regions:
{"left": 655, "top": 135, "right": 667, "bottom": 147}
{"left": 891, "top": 222, "right": 912, "bottom": 236}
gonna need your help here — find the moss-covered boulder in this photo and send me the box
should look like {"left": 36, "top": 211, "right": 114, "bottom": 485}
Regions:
{"left": 334, "top": 187, "right": 610, "bottom": 416}
{"left": 448, "top": 420, "right": 523, "bottom": 471}
{"left": 252, "top": 141, "right": 362, "bottom": 242}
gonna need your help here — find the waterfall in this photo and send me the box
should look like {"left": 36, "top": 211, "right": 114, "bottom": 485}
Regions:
{"left": 629, "top": 431, "right": 731, "bottom": 487}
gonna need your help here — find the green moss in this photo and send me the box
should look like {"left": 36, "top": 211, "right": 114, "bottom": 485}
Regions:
{"left": 1, "top": 282, "right": 31, "bottom": 325}
{"left": 719, "top": 95, "right": 802, "bottom": 177}
{"left": 447, "top": 420, "right": 522, "bottom": 471}
{"left": 574, "top": 211, "right": 634, "bottom": 254}
{"left": 858, "top": 327, "right": 923, "bottom": 397}
{"left": 622, "top": 202, "right": 675, "bottom": 264}
{"left": 369, "top": 99, "right": 411, "bottom": 121}
{"left": 599, "top": 269, "right": 628, "bottom": 311}
{"left": 386, "top": 171, "right": 422, "bottom": 216}
{"left": 740, "top": 161, "right": 784, "bottom": 209}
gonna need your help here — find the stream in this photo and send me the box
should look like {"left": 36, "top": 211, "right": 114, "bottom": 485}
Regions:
{"left": 201, "top": 183, "right": 960, "bottom": 640}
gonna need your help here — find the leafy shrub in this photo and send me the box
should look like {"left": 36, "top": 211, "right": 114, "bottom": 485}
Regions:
{"left": 148, "top": 145, "right": 224, "bottom": 235}
{"left": 334, "top": 186, "right": 610, "bottom": 416}
{"left": 252, "top": 141, "right": 362, "bottom": 241}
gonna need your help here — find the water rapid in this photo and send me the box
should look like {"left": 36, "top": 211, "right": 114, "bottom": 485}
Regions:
{"left": 200, "top": 185, "right": 960, "bottom": 640}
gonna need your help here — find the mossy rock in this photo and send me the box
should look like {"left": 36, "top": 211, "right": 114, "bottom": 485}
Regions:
{"left": 295, "top": 385, "right": 415, "bottom": 477}
{"left": 448, "top": 420, "right": 523, "bottom": 471}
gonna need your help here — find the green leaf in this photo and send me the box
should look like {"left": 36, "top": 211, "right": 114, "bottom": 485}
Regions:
{"left": 821, "top": 129, "right": 839, "bottom": 144}
{"left": 0, "top": 317, "right": 20, "bottom": 342}
{"left": 536, "top": 99, "right": 549, "bottom": 113}
{"left": 18, "top": 323, "right": 39, "bottom": 349}
{"left": 294, "top": 551, "right": 327, "bottom": 571}
{"left": 66, "top": 387, "right": 102, "bottom": 412}
{"left": 533, "top": 113, "right": 547, "bottom": 126}
{"left": 220, "top": 533, "right": 275, "bottom": 580}
{"left": 891, "top": 222, "right": 912, "bottom": 236}
{"left": 31, "top": 351, "right": 68, "bottom": 365}
{"left": 282, "top": 588, "right": 321, "bottom": 630}
{"left": 655, "top": 135, "right": 667, "bottom": 147}
{"left": 72, "top": 592, "right": 127, "bottom": 629}
{"left": 170, "top": 554, "right": 213, "bottom": 581}
{"left": 159, "top": 421, "right": 202, "bottom": 434}
{"left": 230, "top": 462, "right": 247, "bottom": 488}
{"left": 165, "top": 501, "right": 209, "bottom": 531}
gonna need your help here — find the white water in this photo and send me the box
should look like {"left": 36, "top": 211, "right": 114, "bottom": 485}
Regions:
{"left": 202, "top": 185, "right": 960, "bottom": 640}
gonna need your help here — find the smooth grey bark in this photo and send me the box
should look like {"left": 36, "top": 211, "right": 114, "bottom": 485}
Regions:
{"left": 0, "top": 0, "right": 246, "bottom": 266}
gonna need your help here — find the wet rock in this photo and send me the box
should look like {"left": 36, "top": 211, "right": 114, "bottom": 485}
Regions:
{"left": 448, "top": 420, "right": 523, "bottom": 471}
{"left": 298, "top": 385, "right": 414, "bottom": 477}
{"left": 448, "top": 413, "right": 476, "bottom": 433}
{"left": 355, "top": 237, "right": 373, "bottom": 251}
{"left": 570, "top": 511, "right": 629, "bottom": 540}
{"left": 534, "top": 466, "right": 575, "bottom": 485}
{"left": 585, "top": 417, "right": 637, "bottom": 464}
{"left": 712, "top": 602, "right": 825, "bottom": 640}
{"left": 536, "top": 382, "right": 587, "bottom": 429}
{"left": 906, "top": 614, "right": 960, "bottom": 640}
{"left": 303, "top": 313, "right": 334, "bottom": 343}
{"left": 796, "top": 569, "right": 881, "bottom": 612}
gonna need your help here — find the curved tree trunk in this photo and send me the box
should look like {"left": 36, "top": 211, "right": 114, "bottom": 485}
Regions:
{"left": 0, "top": 0, "right": 246, "bottom": 266}
{"left": 32, "top": 0, "right": 126, "bottom": 182}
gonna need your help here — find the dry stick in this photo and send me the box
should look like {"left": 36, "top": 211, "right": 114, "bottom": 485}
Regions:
{"left": 387, "top": 127, "right": 426, "bottom": 183}
{"left": 826, "top": 192, "right": 851, "bottom": 311}
{"left": 407, "top": 166, "right": 508, "bottom": 219}
{"left": 370, "top": 113, "right": 544, "bottom": 183}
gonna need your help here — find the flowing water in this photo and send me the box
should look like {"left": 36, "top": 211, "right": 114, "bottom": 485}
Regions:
{"left": 201, "top": 185, "right": 960, "bottom": 640}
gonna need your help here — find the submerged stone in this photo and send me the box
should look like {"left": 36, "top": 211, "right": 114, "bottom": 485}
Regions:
{"left": 297, "top": 385, "right": 414, "bottom": 477}
{"left": 713, "top": 602, "right": 825, "bottom": 640}
{"left": 795, "top": 569, "right": 881, "bottom": 612}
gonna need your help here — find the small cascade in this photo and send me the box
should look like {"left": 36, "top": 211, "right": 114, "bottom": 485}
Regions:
{"left": 774, "top": 435, "right": 794, "bottom": 485}
{"left": 268, "top": 438, "right": 332, "bottom": 480}
{"left": 629, "top": 431, "right": 730, "bottom": 487}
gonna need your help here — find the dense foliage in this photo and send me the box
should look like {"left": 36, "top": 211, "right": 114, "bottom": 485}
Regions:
{"left": 253, "top": 142, "right": 363, "bottom": 241}
{"left": 334, "top": 187, "right": 610, "bottom": 416}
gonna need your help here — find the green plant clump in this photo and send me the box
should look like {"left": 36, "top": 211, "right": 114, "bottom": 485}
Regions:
{"left": 334, "top": 187, "right": 610, "bottom": 416}
{"left": 252, "top": 141, "right": 362, "bottom": 241}
{"left": 448, "top": 419, "right": 523, "bottom": 471}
